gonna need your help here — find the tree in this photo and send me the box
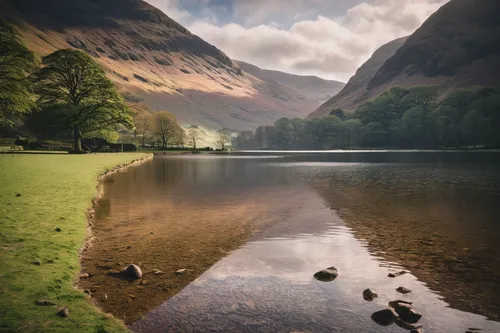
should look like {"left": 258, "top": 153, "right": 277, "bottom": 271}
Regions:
{"left": 134, "top": 113, "right": 152, "bottom": 147}
{"left": 217, "top": 128, "right": 231, "bottom": 150}
{"left": 344, "top": 119, "right": 362, "bottom": 148}
{"left": 33, "top": 49, "right": 133, "bottom": 152}
{"left": 0, "top": 19, "right": 35, "bottom": 127}
{"left": 153, "top": 111, "right": 181, "bottom": 148}
{"left": 187, "top": 125, "right": 201, "bottom": 149}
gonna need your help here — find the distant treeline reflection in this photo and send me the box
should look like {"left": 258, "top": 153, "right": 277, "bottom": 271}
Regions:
{"left": 233, "top": 86, "right": 500, "bottom": 150}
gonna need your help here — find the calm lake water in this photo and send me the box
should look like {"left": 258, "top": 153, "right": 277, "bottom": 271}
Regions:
{"left": 85, "top": 152, "right": 500, "bottom": 333}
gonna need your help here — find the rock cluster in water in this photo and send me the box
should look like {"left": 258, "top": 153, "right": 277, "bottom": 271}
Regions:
{"left": 372, "top": 299, "right": 423, "bottom": 331}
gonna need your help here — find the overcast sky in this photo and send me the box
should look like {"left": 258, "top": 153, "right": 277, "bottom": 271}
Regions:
{"left": 145, "top": 0, "right": 448, "bottom": 81}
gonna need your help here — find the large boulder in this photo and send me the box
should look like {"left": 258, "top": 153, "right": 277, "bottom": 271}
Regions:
{"left": 313, "top": 266, "right": 339, "bottom": 282}
{"left": 122, "top": 264, "right": 142, "bottom": 280}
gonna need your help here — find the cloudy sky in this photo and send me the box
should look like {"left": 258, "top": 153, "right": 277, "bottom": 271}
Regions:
{"left": 145, "top": 0, "right": 448, "bottom": 81}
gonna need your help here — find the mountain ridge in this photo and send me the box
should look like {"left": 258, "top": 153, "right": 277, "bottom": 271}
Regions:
{"left": 236, "top": 60, "right": 345, "bottom": 104}
{"left": 0, "top": 0, "right": 319, "bottom": 133}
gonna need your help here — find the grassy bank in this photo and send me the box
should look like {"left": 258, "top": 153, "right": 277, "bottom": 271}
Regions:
{"left": 0, "top": 153, "right": 149, "bottom": 333}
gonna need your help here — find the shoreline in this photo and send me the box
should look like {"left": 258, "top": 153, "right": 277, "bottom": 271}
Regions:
{"left": 77, "top": 154, "right": 153, "bottom": 329}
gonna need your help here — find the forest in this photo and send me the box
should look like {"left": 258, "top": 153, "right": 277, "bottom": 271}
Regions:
{"left": 233, "top": 85, "right": 500, "bottom": 150}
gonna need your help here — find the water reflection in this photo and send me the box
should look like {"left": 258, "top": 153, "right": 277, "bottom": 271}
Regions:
{"left": 132, "top": 188, "right": 500, "bottom": 333}
{"left": 81, "top": 152, "right": 500, "bottom": 331}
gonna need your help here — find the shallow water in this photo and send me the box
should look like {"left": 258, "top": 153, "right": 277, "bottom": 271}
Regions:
{"left": 83, "top": 152, "right": 500, "bottom": 332}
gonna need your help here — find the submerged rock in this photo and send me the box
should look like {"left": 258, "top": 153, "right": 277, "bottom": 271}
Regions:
{"left": 396, "top": 286, "right": 412, "bottom": 294}
{"left": 371, "top": 308, "right": 399, "bottom": 326}
{"left": 313, "top": 266, "right": 339, "bottom": 282}
{"left": 393, "top": 303, "right": 422, "bottom": 323}
{"left": 123, "top": 264, "right": 142, "bottom": 279}
{"left": 57, "top": 307, "right": 69, "bottom": 317}
{"left": 389, "top": 299, "right": 413, "bottom": 308}
{"left": 395, "top": 318, "right": 422, "bottom": 330}
{"left": 363, "top": 288, "right": 379, "bottom": 301}
{"left": 388, "top": 271, "right": 407, "bottom": 278}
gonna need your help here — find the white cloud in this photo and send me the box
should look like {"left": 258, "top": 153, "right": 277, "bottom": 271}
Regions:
{"left": 146, "top": 0, "right": 449, "bottom": 81}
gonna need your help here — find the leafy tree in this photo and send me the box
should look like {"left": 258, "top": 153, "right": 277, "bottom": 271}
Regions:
{"left": 217, "top": 128, "right": 231, "bottom": 150}
{"left": 360, "top": 122, "right": 389, "bottom": 147}
{"left": 344, "top": 119, "right": 362, "bottom": 148}
{"left": 33, "top": 49, "right": 133, "bottom": 152}
{"left": 0, "top": 19, "right": 35, "bottom": 128}
{"left": 187, "top": 125, "right": 201, "bottom": 149}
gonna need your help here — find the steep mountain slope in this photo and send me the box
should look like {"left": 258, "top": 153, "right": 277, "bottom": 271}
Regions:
{"left": 369, "top": 0, "right": 500, "bottom": 91}
{"left": 309, "top": 36, "right": 408, "bottom": 118}
{"left": 0, "top": 0, "right": 318, "bottom": 131}
{"left": 236, "top": 60, "right": 345, "bottom": 104}
{"left": 311, "top": 0, "right": 500, "bottom": 119}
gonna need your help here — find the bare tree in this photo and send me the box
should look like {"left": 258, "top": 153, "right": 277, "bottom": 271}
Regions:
{"left": 217, "top": 128, "right": 231, "bottom": 150}
{"left": 134, "top": 113, "right": 152, "bottom": 147}
{"left": 153, "top": 111, "right": 181, "bottom": 148}
{"left": 188, "top": 125, "right": 201, "bottom": 149}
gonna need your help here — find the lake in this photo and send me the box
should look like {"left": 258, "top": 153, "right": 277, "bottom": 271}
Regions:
{"left": 80, "top": 151, "right": 500, "bottom": 333}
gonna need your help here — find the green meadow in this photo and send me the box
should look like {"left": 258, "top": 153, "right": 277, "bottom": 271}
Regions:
{"left": 0, "top": 153, "right": 149, "bottom": 333}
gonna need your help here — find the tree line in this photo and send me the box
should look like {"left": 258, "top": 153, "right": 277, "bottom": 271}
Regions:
{"left": 233, "top": 85, "right": 500, "bottom": 150}
{"left": 0, "top": 19, "right": 196, "bottom": 152}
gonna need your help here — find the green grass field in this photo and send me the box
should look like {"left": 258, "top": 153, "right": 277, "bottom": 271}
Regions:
{"left": 0, "top": 153, "right": 149, "bottom": 333}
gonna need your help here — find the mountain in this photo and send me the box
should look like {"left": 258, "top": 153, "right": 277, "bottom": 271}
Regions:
{"left": 309, "top": 36, "right": 408, "bottom": 118}
{"left": 236, "top": 61, "right": 345, "bottom": 104}
{"left": 369, "top": 0, "right": 500, "bottom": 91}
{"left": 0, "top": 0, "right": 319, "bottom": 132}
{"left": 311, "top": 0, "right": 500, "bottom": 118}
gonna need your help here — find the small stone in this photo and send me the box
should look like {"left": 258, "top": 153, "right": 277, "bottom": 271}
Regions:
{"left": 313, "top": 266, "right": 339, "bottom": 282}
{"left": 36, "top": 300, "right": 56, "bottom": 306}
{"left": 16, "top": 193, "right": 21, "bottom": 197}
{"left": 55, "top": 228, "right": 62, "bottom": 232}
{"left": 79, "top": 273, "right": 91, "bottom": 279}
{"left": 152, "top": 269, "right": 164, "bottom": 275}
{"left": 410, "top": 329, "right": 422, "bottom": 333}
{"left": 46, "top": 259, "right": 55, "bottom": 264}
{"left": 126, "top": 245, "right": 132, "bottom": 249}
{"left": 128, "top": 294, "right": 136, "bottom": 299}
{"left": 388, "top": 270, "right": 407, "bottom": 278}
{"left": 32, "top": 260, "right": 41, "bottom": 266}
{"left": 396, "top": 286, "right": 412, "bottom": 294}
{"left": 83, "top": 289, "right": 92, "bottom": 297}
{"left": 139, "top": 279, "right": 148, "bottom": 285}
{"left": 57, "top": 307, "right": 69, "bottom": 317}
{"left": 371, "top": 308, "right": 399, "bottom": 326}
{"left": 363, "top": 288, "right": 378, "bottom": 301}
{"left": 122, "top": 264, "right": 142, "bottom": 279}
{"left": 175, "top": 269, "right": 187, "bottom": 275}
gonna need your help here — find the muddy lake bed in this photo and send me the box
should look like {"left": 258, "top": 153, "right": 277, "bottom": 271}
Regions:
{"left": 79, "top": 151, "right": 500, "bottom": 332}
